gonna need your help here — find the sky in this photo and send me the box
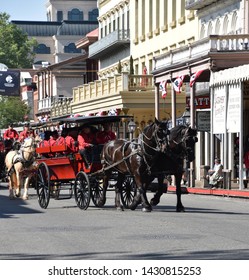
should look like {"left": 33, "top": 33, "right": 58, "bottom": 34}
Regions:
{"left": 0, "top": 0, "right": 47, "bottom": 21}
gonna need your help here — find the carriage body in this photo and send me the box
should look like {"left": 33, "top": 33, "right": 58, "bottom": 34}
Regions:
{"left": 34, "top": 115, "right": 132, "bottom": 210}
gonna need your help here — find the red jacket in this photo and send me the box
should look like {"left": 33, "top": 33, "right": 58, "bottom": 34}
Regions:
{"left": 3, "top": 128, "right": 19, "bottom": 140}
{"left": 65, "top": 135, "right": 78, "bottom": 152}
{"left": 78, "top": 132, "right": 95, "bottom": 150}
{"left": 96, "top": 131, "right": 116, "bottom": 144}
{"left": 19, "top": 130, "right": 30, "bottom": 142}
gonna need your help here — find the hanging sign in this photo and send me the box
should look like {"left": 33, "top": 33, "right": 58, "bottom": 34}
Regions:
{"left": 0, "top": 70, "right": 20, "bottom": 96}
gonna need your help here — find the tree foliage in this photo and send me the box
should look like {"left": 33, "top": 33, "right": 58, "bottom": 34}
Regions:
{"left": 0, "top": 96, "right": 30, "bottom": 128}
{"left": 0, "top": 13, "right": 37, "bottom": 68}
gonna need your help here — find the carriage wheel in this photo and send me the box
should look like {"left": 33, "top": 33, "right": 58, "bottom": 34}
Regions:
{"left": 91, "top": 178, "right": 104, "bottom": 207}
{"left": 120, "top": 176, "right": 137, "bottom": 209}
{"left": 74, "top": 171, "right": 91, "bottom": 210}
{"left": 36, "top": 162, "right": 50, "bottom": 209}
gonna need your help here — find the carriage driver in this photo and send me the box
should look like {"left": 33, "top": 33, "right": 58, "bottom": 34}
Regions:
{"left": 77, "top": 125, "right": 95, "bottom": 169}
{"left": 96, "top": 122, "right": 116, "bottom": 144}
{"left": 3, "top": 123, "right": 19, "bottom": 142}
{"left": 3, "top": 123, "right": 19, "bottom": 152}
{"left": 19, "top": 122, "right": 31, "bottom": 143}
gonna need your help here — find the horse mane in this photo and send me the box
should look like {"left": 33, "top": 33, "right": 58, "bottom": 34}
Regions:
{"left": 169, "top": 125, "right": 186, "bottom": 142}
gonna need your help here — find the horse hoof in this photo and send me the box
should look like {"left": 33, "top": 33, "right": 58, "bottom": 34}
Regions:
{"left": 142, "top": 207, "right": 152, "bottom": 212}
{"left": 150, "top": 199, "right": 159, "bottom": 206}
{"left": 22, "top": 196, "right": 29, "bottom": 200}
{"left": 9, "top": 196, "right": 15, "bottom": 200}
{"left": 176, "top": 207, "right": 185, "bottom": 212}
{"left": 116, "top": 206, "right": 124, "bottom": 211}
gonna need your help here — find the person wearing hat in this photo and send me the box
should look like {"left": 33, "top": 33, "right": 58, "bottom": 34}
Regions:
{"left": 18, "top": 123, "right": 31, "bottom": 143}
{"left": 96, "top": 122, "right": 116, "bottom": 144}
{"left": 3, "top": 123, "right": 19, "bottom": 142}
{"left": 3, "top": 123, "right": 19, "bottom": 152}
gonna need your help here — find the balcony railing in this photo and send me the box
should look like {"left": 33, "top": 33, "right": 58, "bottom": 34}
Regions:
{"left": 72, "top": 73, "right": 154, "bottom": 103}
{"left": 38, "top": 96, "right": 72, "bottom": 114}
{"left": 154, "top": 34, "right": 249, "bottom": 71}
{"left": 89, "top": 29, "right": 130, "bottom": 59}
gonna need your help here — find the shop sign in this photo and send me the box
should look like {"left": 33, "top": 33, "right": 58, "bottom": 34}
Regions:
{"left": 186, "top": 96, "right": 210, "bottom": 109}
{"left": 196, "top": 110, "right": 210, "bottom": 132}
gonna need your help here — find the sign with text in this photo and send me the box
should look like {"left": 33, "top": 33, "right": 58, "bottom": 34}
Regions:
{"left": 0, "top": 70, "right": 20, "bottom": 96}
{"left": 186, "top": 95, "right": 210, "bottom": 109}
{"left": 227, "top": 83, "right": 241, "bottom": 133}
{"left": 196, "top": 110, "right": 210, "bottom": 132}
{"left": 213, "top": 86, "right": 226, "bottom": 134}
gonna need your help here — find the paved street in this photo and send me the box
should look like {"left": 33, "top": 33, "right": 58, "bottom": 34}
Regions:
{"left": 1, "top": 182, "right": 249, "bottom": 260}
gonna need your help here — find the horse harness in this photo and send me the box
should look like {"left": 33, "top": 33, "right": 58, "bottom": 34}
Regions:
{"left": 9, "top": 140, "right": 36, "bottom": 174}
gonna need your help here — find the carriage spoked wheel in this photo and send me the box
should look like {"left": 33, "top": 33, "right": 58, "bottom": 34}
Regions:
{"left": 120, "top": 176, "right": 137, "bottom": 209}
{"left": 74, "top": 171, "right": 91, "bottom": 210}
{"left": 36, "top": 162, "right": 51, "bottom": 209}
{"left": 90, "top": 178, "right": 104, "bottom": 207}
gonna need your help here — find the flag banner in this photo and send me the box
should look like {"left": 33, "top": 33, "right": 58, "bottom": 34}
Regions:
{"left": 159, "top": 80, "right": 167, "bottom": 98}
{"left": 0, "top": 70, "right": 20, "bottom": 96}
{"left": 190, "top": 70, "right": 204, "bottom": 87}
{"left": 172, "top": 75, "right": 185, "bottom": 93}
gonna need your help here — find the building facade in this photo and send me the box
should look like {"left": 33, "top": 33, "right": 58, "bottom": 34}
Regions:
{"left": 153, "top": 0, "right": 249, "bottom": 188}
{"left": 11, "top": 0, "right": 98, "bottom": 121}
{"left": 69, "top": 0, "right": 200, "bottom": 134}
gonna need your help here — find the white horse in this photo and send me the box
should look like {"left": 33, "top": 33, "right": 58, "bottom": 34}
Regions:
{"left": 5, "top": 137, "right": 38, "bottom": 200}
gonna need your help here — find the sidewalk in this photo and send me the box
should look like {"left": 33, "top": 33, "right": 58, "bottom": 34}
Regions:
{"left": 167, "top": 185, "right": 249, "bottom": 199}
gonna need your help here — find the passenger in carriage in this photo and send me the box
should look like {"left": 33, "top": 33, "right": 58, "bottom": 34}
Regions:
{"left": 65, "top": 128, "right": 78, "bottom": 153}
{"left": 48, "top": 130, "right": 65, "bottom": 146}
{"left": 78, "top": 125, "right": 95, "bottom": 169}
{"left": 96, "top": 122, "right": 116, "bottom": 144}
{"left": 39, "top": 130, "right": 51, "bottom": 147}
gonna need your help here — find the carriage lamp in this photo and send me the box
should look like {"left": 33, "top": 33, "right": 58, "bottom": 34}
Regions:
{"left": 128, "top": 120, "right": 136, "bottom": 133}
{"left": 128, "top": 120, "right": 136, "bottom": 140}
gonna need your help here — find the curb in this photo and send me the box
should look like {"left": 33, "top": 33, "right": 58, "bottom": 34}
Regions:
{"left": 167, "top": 186, "right": 249, "bottom": 199}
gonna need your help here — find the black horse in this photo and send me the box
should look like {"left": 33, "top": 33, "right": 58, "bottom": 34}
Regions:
{"left": 100, "top": 119, "right": 169, "bottom": 212}
{"left": 150, "top": 125, "right": 198, "bottom": 212}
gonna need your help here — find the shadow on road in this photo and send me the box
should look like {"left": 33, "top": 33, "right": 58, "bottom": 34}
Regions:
{"left": 0, "top": 184, "right": 42, "bottom": 219}
{"left": 0, "top": 248, "right": 249, "bottom": 260}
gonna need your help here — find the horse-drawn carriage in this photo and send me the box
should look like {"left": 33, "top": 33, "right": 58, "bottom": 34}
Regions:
{"left": 4, "top": 114, "right": 198, "bottom": 212}
{"left": 34, "top": 115, "right": 134, "bottom": 210}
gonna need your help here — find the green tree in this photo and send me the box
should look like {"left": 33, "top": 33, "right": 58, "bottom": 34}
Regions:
{"left": 0, "top": 12, "right": 37, "bottom": 68}
{"left": 0, "top": 96, "right": 30, "bottom": 128}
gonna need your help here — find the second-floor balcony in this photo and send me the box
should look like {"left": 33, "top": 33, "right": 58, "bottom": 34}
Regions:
{"left": 89, "top": 29, "right": 130, "bottom": 59}
{"left": 153, "top": 34, "right": 249, "bottom": 77}
{"left": 38, "top": 96, "right": 72, "bottom": 113}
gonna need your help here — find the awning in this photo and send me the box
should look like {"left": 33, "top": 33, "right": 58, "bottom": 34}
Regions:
{"left": 210, "top": 64, "right": 249, "bottom": 86}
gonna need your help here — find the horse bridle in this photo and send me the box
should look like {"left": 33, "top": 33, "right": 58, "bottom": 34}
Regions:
{"left": 171, "top": 127, "right": 197, "bottom": 158}
{"left": 140, "top": 124, "right": 168, "bottom": 153}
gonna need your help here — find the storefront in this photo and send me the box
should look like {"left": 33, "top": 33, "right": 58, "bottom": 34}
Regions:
{"left": 210, "top": 64, "right": 249, "bottom": 189}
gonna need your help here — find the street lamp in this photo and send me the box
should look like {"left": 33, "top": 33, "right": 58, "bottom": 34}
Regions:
{"left": 181, "top": 107, "right": 190, "bottom": 126}
{"left": 128, "top": 119, "right": 136, "bottom": 140}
